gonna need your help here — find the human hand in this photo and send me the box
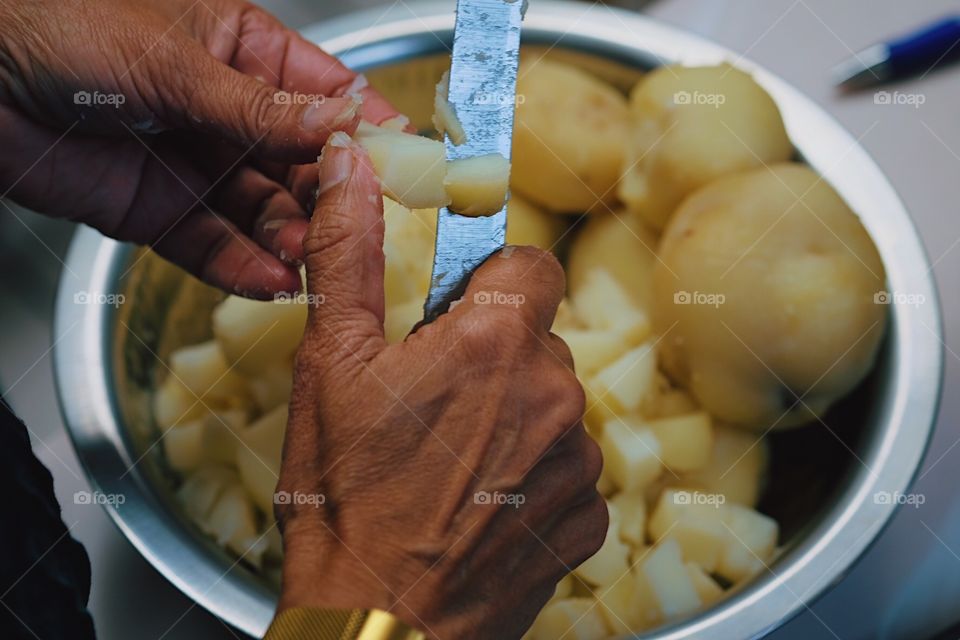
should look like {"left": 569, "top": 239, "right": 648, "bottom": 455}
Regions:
{"left": 0, "top": 0, "right": 402, "bottom": 298}
{"left": 274, "top": 136, "right": 608, "bottom": 639}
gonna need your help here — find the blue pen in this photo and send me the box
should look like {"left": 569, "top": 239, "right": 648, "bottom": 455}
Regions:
{"left": 833, "top": 15, "right": 960, "bottom": 88}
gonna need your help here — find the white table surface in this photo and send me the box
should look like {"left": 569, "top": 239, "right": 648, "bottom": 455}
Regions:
{"left": 1, "top": 1, "right": 958, "bottom": 638}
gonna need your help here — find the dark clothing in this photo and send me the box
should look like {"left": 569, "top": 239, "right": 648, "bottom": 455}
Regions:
{"left": 0, "top": 399, "right": 96, "bottom": 639}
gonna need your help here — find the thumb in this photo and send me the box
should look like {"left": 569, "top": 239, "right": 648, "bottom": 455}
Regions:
{"left": 302, "top": 134, "right": 387, "bottom": 366}
{"left": 154, "top": 37, "right": 362, "bottom": 163}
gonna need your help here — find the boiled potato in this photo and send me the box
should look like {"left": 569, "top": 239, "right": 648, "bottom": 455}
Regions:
{"left": 567, "top": 211, "right": 658, "bottom": 314}
{"left": 153, "top": 374, "right": 205, "bottom": 428}
{"left": 647, "top": 413, "right": 713, "bottom": 472}
{"left": 589, "top": 341, "right": 657, "bottom": 415}
{"left": 648, "top": 490, "right": 729, "bottom": 572}
{"left": 212, "top": 295, "right": 307, "bottom": 377}
{"left": 204, "top": 483, "right": 268, "bottom": 565}
{"left": 619, "top": 64, "right": 793, "bottom": 230}
{"left": 177, "top": 465, "right": 239, "bottom": 527}
{"left": 235, "top": 404, "right": 287, "bottom": 515}
{"left": 716, "top": 503, "right": 778, "bottom": 582}
{"left": 685, "top": 563, "right": 724, "bottom": 606}
{"left": 384, "top": 299, "right": 424, "bottom": 345}
{"left": 599, "top": 419, "right": 662, "bottom": 492}
{"left": 654, "top": 163, "right": 886, "bottom": 430}
{"left": 383, "top": 198, "right": 436, "bottom": 310}
{"left": 609, "top": 492, "right": 646, "bottom": 546}
{"left": 680, "top": 424, "right": 768, "bottom": 507}
{"left": 594, "top": 575, "right": 646, "bottom": 635}
{"left": 168, "top": 340, "right": 248, "bottom": 405}
{"left": 571, "top": 269, "right": 650, "bottom": 342}
{"left": 528, "top": 598, "right": 608, "bottom": 640}
{"left": 247, "top": 360, "right": 293, "bottom": 413}
{"left": 444, "top": 154, "right": 510, "bottom": 216}
{"left": 512, "top": 59, "right": 629, "bottom": 212}
{"left": 353, "top": 126, "right": 449, "bottom": 209}
{"left": 506, "top": 195, "right": 562, "bottom": 251}
{"left": 639, "top": 539, "right": 702, "bottom": 619}
{"left": 163, "top": 409, "right": 246, "bottom": 472}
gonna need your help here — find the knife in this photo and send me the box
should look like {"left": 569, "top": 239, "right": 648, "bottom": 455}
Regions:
{"left": 422, "top": 0, "right": 525, "bottom": 323}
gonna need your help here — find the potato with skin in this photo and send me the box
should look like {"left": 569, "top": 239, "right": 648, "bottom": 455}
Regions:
{"left": 620, "top": 64, "right": 793, "bottom": 230}
{"left": 512, "top": 59, "right": 630, "bottom": 213}
{"left": 654, "top": 163, "right": 887, "bottom": 431}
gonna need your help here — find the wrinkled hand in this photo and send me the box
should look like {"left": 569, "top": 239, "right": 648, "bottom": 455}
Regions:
{"left": 274, "top": 138, "right": 608, "bottom": 639}
{"left": 0, "top": 0, "right": 401, "bottom": 298}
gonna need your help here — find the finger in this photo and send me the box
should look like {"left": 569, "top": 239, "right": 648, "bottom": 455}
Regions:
{"left": 191, "top": 4, "right": 403, "bottom": 126}
{"left": 451, "top": 246, "right": 566, "bottom": 334}
{"left": 213, "top": 166, "right": 309, "bottom": 264}
{"left": 302, "top": 134, "right": 387, "bottom": 364}
{"left": 152, "top": 209, "right": 301, "bottom": 299}
{"left": 536, "top": 493, "right": 609, "bottom": 574}
{"left": 148, "top": 34, "right": 362, "bottom": 164}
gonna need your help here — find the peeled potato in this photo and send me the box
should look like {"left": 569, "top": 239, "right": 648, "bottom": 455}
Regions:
{"left": 383, "top": 198, "right": 436, "bottom": 310}
{"left": 620, "top": 64, "right": 793, "bottom": 230}
{"left": 567, "top": 211, "right": 658, "bottom": 314}
{"left": 528, "top": 598, "right": 608, "bottom": 640}
{"left": 639, "top": 539, "right": 702, "bottom": 619}
{"left": 168, "top": 340, "right": 248, "bottom": 405}
{"left": 679, "top": 425, "right": 768, "bottom": 507}
{"left": 599, "top": 418, "right": 663, "bottom": 492}
{"left": 444, "top": 154, "right": 510, "bottom": 216}
{"left": 212, "top": 295, "right": 307, "bottom": 377}
{"left": 654, "top": 163, "right": 887, "bottom": 430}
{"left": 235, "top": 404, "right": 287, "bottom": 515}
{"left": 354, "top": 126, "right": 449, "bottom": 209}
{"left": 512, "top": 59, "right": 629, "bottom": 213}
{"left": 505, "top": 195, "right": 562, "bottom": 251}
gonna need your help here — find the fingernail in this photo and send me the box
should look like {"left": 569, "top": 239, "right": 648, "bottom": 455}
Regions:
{"left": 302, "top": 94, "right": 363, "bottom": 132}
{"left": 317, "top": 141, "right": 355, "bottom": 197}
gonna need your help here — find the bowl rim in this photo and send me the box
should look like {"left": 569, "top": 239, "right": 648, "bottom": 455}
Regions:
{"left": 54, "top": 2, "right": 943, "bottom": 638}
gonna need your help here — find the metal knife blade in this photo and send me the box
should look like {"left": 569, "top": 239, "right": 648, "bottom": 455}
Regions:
{"left": 422, "top": 0, "right": 524, "bottom": 323}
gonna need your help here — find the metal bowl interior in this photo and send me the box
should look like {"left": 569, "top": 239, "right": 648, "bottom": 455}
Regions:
{"left": 53, "top": 2, "right": 942, "bottom": 638}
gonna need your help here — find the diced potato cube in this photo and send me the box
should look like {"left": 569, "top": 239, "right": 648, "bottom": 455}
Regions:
{"left": 177, "top": 466, "right": 239, "bottom": 524}
{"left": 609, "top": 492, "right": 646, "bottom": 546}
{"left": 212, "top": 295, "right": 307, "bottom": 377}
{"left": 163, "top": 409, "right": 246, "bottom": 472}
{"left": 572, "top": 269, "right": 650, "bottom": 342}
{"left": 640, "top": 539, "right": 702, "bottom": 619}
{"left": 247, "top": 360, "right": 294, "bottom": 413}
{"left": 235, "top": 404, "right": 287, "bottom": 515}
{"left": 649, "top": 388, "right": 700, "bottom": 418}
{"left": 647, "top": 413, "right": 713, "bottom": 472}
{"left": 555, "top": 327, "right": 640, "bottom": 378}
{"left": 355, "top": 125, "right": 450, "bottom": 209}
{"left": 600, "top": 419, "right": 662, "bottom": 492}
{"left": 685, "top": 562, "right": 724, "bottom": 606}
{"left": 444, "top": 154, "right": 511, "bottom": 217}
{"left": 648, "top": 489, "right": 728, "bottom": 571}
{"left": 594, "top": 574, "right": 644, "bottom": 635}
{"left": 204, "top": 483, "right": 266, "bottom": 565}
{"left": 715, "top": 504, "right": 778, "bottom": 582}
{"left": 680, "top": 425, "right": 768, "bottom": 506}
{"left": 574, "top": 510, "right": 630, "bottom": 587}
{"left": 153, "top": 374, "right": 204, "bottom": 429}
{"left": 528, "top": 598, "right": 608, "bottom": 640}
{"left": 591, "top": 342, "right": 657, "bottom": 414}
{"left": 506, "top": 196, "right": 562, "bottom": 252}
{"left": 168, "top": 340, "right": 247, "bottom": 404}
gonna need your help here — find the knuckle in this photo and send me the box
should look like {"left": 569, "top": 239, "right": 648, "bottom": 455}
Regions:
{"left": 244, "top": 82, "right": 292, "bottom": 139}
{"left": 579, "top": 432, "right": 604, "bottom": 487}
{"left": 549, "top": 369, "right": 586, "bottom": 428}
{"left": 460, "top": 307, "right": 529, "bottom": 356}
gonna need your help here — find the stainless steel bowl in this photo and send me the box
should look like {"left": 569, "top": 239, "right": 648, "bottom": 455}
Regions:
{"left": 54, "top": 2, "right": 943, "bottom": 638}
